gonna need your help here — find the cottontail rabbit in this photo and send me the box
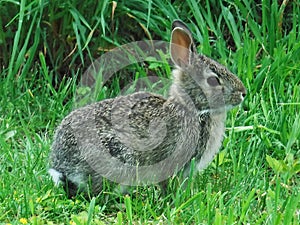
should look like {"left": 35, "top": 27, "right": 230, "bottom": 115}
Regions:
{"left": 49, "top": 20, "right": 246, "bottom": 197}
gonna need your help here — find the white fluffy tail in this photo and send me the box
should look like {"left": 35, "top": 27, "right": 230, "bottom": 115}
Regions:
{"left": 48, "top": 168, "right": 63, "bottom": 186}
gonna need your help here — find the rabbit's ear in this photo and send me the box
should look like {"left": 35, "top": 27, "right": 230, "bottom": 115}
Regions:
{"left": 170, "top": 20, "right": 195, "bottom": 68}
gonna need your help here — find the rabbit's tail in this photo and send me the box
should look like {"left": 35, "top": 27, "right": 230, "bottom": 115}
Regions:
{"left": 49, "top": 168, "right": 63, "bottom": 186}
{"left": 49, "top": 168, "right": 80, "bottom": 197}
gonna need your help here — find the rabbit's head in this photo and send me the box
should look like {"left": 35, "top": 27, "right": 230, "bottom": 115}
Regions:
{"left": 169, "top": 20, "right": 246, "bottom": 112}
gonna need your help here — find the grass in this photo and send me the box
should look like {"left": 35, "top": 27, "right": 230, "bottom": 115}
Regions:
{"left": 0, "top": 0, "right": 299, "bottom": 224}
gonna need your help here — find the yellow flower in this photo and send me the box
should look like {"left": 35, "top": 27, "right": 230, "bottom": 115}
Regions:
{"left": 19, "top": 218, "right": 28, "bottom": 224}
{"left": 69, "top": 221, "right": 76, "bottom": 225}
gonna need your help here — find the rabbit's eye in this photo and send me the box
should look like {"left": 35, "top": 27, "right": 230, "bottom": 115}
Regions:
{"left": 207, "top": 76, "right": 220, "bottom": 87}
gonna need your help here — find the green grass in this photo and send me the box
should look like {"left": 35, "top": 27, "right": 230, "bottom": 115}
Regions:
{"left": 0, "top": 0, "right": 299, "bottom": 224}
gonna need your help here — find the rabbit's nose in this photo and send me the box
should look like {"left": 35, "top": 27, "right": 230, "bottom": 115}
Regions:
{"left": 239, "top": 85, "right": 247, "bottom": 98}
{"left": 241, "top": 89, "right": 246, "bottom": 98}
{"left": 239, "top": 89, "right": 247, "bottom": 102}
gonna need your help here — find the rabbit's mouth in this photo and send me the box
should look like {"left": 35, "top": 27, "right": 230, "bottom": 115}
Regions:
{"left": 226, "top": 91, "right": 245, "bottom": 108}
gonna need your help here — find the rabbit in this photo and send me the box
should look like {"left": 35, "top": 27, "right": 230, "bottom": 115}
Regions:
{"left": 49, "top": 20, "right": 246, "bottom": 197}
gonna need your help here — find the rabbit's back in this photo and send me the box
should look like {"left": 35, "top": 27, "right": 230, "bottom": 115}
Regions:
{"left": 51, "top": 91, "right": 203, "bottom": 166}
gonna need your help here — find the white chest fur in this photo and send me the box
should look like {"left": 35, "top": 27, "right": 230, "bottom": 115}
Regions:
{"left": 196, "top": 112, "right": 225, "bottom": 171}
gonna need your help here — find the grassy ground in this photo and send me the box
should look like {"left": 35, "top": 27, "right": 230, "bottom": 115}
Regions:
{"left": 0, "top": 0, "right": 299, "bottom": 224}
